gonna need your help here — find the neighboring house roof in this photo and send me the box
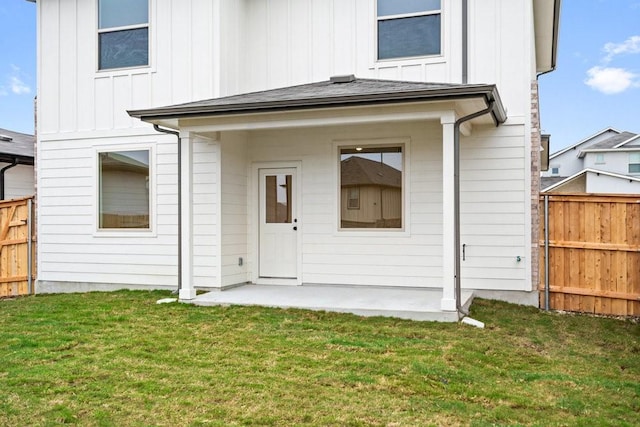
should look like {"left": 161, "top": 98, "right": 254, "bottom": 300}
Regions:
{"left": 549, "top": 127, "right": 620, "bottom": 160}
{"left": 341, "top": 156, "right": 401, "bottom": 189}
{"left": 578, "top": 131, "right": 640, "bottom": 157}
{"left": 129, "top": 76, "right": 507, "bottom": 125}
{"left": 540, "top": 176, "right": 567, "bottom": 189}
{"left": 542, "top": 168, "right": 640, "bottom": 193}
{"left": 0, "top": 128, "right": 35, "bottom": 165}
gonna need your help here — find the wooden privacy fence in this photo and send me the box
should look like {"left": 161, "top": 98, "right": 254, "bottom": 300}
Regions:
{"left": 0, "top": 197, "right": 35, "bottom": 297}
{"left": 539, "top": 194, "right": 640, "bottom": 316}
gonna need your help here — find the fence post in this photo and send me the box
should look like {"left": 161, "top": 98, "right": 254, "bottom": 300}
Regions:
{"left": 27, "top": 198, "right": 33, "bottom": 295}
{"left": 544, "top": 194, "right": 550, "bottom": 311}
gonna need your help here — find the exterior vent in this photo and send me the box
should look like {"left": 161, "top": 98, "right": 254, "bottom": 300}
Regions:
{"left": 0, "top": 135, "right": 13, "bottom": 142}
{"left": 330, "top": 74, "right": 356, "bottom": 84}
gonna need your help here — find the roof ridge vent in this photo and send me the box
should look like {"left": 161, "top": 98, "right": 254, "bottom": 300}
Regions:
{"left": 0, "top": 135, "right": 13, "bottom": 142}
{"left": 330, "top": 74, "right": 356, "bottom": 84}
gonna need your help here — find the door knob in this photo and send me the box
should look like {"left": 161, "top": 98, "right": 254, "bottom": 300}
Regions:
{"left": 293, "top": 226, "right": 297, "bottom": 231}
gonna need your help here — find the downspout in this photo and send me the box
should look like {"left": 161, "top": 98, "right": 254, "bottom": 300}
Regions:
{"left": 0, "top": 159, "right": 19, "bottom": 200}
{"left": 454, "top": 101, "right": 497, "bottom": 318}
{"left": 153, "top": 125, "right": 182, "bottom": 294}
{"left": 462, "top": 0, "right": 468, "bottom": 84}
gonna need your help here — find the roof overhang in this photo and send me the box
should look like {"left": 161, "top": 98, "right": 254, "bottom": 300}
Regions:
{"left": 128, "top": 78, "right": 507, "bottom": 132}
{"left": 533, "top": 0, "right": 562, "bottom": 74}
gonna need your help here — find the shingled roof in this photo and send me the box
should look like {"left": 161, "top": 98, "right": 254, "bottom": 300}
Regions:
{"left": 0, "top": 128, "right": 35, "bottom": 165}
{"left": 341, "top": 156, "right": 401, "bottom": 188}
{"left": 129, "top": 76, "right": 507, "bottom": 125}
{"left": 584, "top": 131, "right": 637, "bottom": 150}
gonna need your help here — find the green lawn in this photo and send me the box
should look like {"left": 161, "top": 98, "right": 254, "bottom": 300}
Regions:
{"left": 0, "top": 291, "right": 638, "bottom": 426}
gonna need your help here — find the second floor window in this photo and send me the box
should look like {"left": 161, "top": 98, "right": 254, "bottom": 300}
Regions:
{"left": 377, "top": 0, "right": 441, "bottom": 60}
{"left": 629, "top": 153, "right": 640, "bottom": 174}
{"left": 98, "top": 0, "right": 149, "bottom": 70}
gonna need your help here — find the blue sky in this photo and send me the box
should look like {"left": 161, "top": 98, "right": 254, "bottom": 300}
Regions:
{"left": 1, "top": 0, "right": 639, "bottom": 153}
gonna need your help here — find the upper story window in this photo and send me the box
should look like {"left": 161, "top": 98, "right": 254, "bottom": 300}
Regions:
{"left": 629, "top": 153, "right": 640, "bottom": 174}
{"left": 595, "top": 153, "right": 605, "bottom": 164}
{"left": 551, "top": 166, "right": 560, "bottom": 175}
{"left": 98, "top": 0, "right": 149, "bottom": 70}
{"left": 377, "top": 0, "right": 441, "bottom": 60}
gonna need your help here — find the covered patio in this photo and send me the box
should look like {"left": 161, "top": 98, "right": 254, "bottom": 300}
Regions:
{"left": 130, "top": 76, "right": 507, "bottom": 322}
{"left": 185, "top": 284, "right": 475, "bottom": 322}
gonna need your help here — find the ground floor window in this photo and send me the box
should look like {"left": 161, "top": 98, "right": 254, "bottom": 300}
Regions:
{"left": 98, "top": 150, "right": 150, "bottom": 229}
{"left": 340, "top": 146, "right": 403, "bottom": 229}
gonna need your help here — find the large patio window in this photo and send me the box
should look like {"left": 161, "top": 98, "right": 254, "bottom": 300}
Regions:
{"left": 340, "top": 146, "right": 403, "bottom": 229}
{"left": 98, "top": 150, "right": 150, "bottom": 229}
{"left": 98, "top": 0, "right": 149, "bottom": 70}
{"left": 377, "top": 0, "right": 441, "bottom": 60}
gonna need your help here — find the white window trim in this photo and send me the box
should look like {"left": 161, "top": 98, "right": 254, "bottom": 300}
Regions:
{"left": 375, "top": 1, "right": 444, "bottom": 63}
{"left": 629, "top": 153, "right": 640, "bottom": 174}
{"left": 96, "top": 0, "right": 152, "bottom": 73}
{"left": 93, "top": 143, "right": 156, "bottom": 237}
{"left": 334, "top": 138, "right": 411, "bottom": 236}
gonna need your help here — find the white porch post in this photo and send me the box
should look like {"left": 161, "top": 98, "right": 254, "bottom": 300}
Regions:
{"left": 441, "top": 115, "right": 456, "bottom": 311}
{"left": 179, "top": 131, "right": 196, "bottom": 300}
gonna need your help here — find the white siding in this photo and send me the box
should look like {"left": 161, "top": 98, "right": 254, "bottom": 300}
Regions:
{"left": 586, "top": 172, "right": 640, "bottom": 194}
{"left": 37, "top": 133, "right": 178, "bottom": 287}
{"left": 220, "top": 133, "right": 249, "bottom": 287}
{"left": 192, "top": 136, "right": 220, "bottom": 287}
{"left": 247, "top": 122, "right": 443, "bottom": 287}
{"left": 460, "top": 124, "right": 528, "bottom": 290}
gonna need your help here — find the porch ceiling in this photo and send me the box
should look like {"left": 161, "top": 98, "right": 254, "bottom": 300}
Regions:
{"left": 128, "top": 77, "right": 507, "bottom": 131}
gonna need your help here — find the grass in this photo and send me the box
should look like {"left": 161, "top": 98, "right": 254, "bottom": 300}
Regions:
{"left": 0, "top": 291, "right": 638, "bottom": 426}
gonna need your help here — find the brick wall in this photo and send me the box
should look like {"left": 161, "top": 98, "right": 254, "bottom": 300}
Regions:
{"left": 530, "top": 81, "right": 541, "bottom": 293}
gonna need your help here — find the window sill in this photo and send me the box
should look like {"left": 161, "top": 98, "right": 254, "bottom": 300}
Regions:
{"left": 93, "top": 229, "right": 156, "bottom": 238}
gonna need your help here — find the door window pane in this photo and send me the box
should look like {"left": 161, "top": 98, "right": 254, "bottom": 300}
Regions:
{"left": 340, "top": 147, "right": 402, "bottom": 229}
{"left": 99, "top": 150, "right": 150, "bottom": 229}
{"left": 265, "top": 175, "right": 292, "bottom": 223}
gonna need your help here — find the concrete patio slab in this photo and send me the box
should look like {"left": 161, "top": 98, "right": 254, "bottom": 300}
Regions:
{"left": 184, "top": 284, "right": 474, "bottom": 322}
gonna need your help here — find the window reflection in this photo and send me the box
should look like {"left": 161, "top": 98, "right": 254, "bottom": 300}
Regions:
{"left": 340, "top": 147, "right": 402, "bottom": 229}
{"left": 265, "top": 175, "right": 292, "bottom": 223}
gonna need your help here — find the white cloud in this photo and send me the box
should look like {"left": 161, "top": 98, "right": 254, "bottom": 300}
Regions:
{"left": 603, "top": 35, "right": 640, "bottom": 63}
{"left": 9, "top": 75, "right": 31, "bottom": 95}
{"left": 0, "top": 65, "right": 31, "bottom": 96}
{"left": 584, "top": 66, "right": 639, "bottom": 94}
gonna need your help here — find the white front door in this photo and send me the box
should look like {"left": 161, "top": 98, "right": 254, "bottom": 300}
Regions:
{"left": 259, "top": 168, "right": 298, "bottom": 278}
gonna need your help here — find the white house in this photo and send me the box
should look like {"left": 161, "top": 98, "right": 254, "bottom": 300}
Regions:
{"left": 0, "top": 128, "right": 35, "bottom": 200}
{"left": 31, "top": 0, "right": 561, "bottom": 318}
{"left": 542, "top": 129, "right": 640, "bottom": 194}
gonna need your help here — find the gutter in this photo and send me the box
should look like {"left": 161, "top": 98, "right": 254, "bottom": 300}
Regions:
{"left": 453, "top": 100, "right": 501, "bottom": 320}
{"left": 129, "top": 85, "right": 507, "bottom": 125}
{"left": 536, "top": 0, "right": 562, "bottom": 78}
{"left": 153, "top": 125, "right": 182, "bottom": 294}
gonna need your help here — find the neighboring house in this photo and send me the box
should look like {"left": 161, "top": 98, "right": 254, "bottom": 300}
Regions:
{"left": 31, "top": 0, "right": 561, "bottom": 313}
{"left": 541, "top": 129, "right": 640, "bottom": 193}
{"left": 0, "top": 128, "right": 35, "bottom": 200}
